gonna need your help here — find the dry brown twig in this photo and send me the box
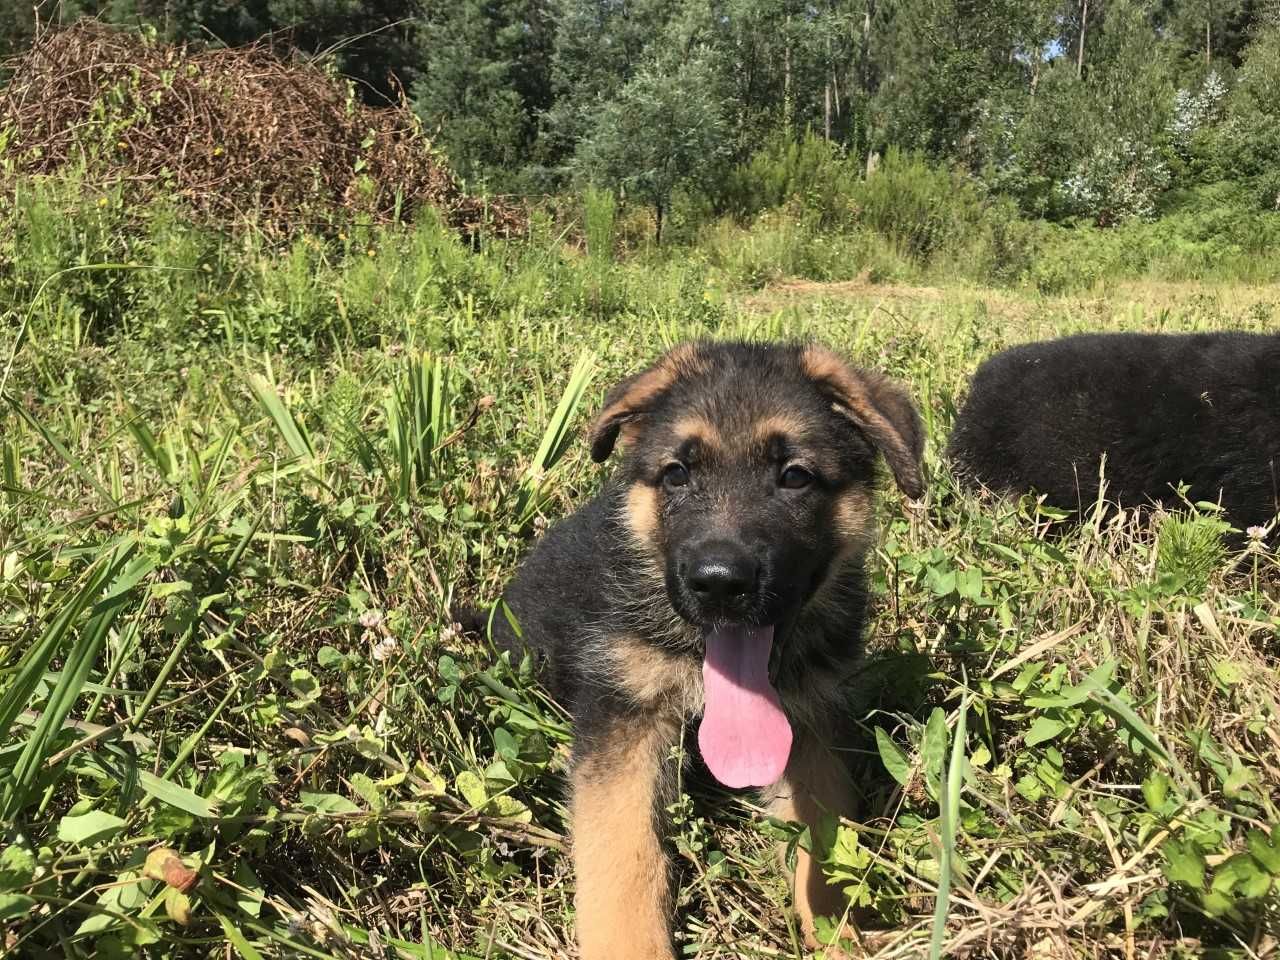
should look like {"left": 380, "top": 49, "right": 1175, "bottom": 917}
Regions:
{"left": 0, "top": 22, "right": 526, "bottom": 241}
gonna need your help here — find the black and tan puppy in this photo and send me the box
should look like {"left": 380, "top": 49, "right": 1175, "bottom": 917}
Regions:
{"left": 486, "top": 340, "right": 923, "bottom": 959}
{"left": 948, "top": 331, "right": 1280, "bottom": 532}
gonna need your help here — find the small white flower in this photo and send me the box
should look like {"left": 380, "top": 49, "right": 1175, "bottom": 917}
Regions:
{"left": 1247, "top": 525, "right": 1267, "bottom": 542}
{"left": 439, "top": 621, "right": 462, "bottom": 644}
{"left": 358, "top": 609, "right": 383, "bottom": 630}
{"left": 371, "top": 636, "right": 398, "bottom": 662}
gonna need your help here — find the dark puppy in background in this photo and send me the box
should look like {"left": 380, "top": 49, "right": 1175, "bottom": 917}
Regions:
{"left": 948, "top": 331, "right": 1280, "bottom": 533}
{"left": 484, "top": 340, "right": 923, "bottom": 960}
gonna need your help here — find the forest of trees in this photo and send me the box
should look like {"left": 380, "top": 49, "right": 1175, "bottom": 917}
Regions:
{"left": 4, "top": 0, "right": 1280, "bottom": 229}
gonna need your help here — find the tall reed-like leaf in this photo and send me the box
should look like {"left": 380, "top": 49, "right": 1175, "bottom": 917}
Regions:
{"left": 515, "top": 350, "right": 595, "bottom": 523}
{"left": 247, "top": 373, "right": 314, "bottom": 461}
{"left": 1, "top": 542, "right": 147, "bottom": 819}
{"left": 1, "top": 433, "right": 20, "bottom": 507}
{"left": 384, "top": 352, "right": 450, "bottom": 501}
{"left": 5, "top": 394, "right": 118, "bottom": 507}
{"left": 125, "top": 409, "right": 172, "bottom": 480}
{"left": 929, "top": 700, "right": 968, "bottom": 960}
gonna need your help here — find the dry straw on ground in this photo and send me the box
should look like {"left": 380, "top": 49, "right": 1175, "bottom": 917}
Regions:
{"left": 0, "top": 22, "right": 524, "bottom": 239}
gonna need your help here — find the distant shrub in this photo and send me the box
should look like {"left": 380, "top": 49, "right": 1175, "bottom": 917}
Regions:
{"left": 1056, "top": 139, "right": 1171, "bottom": 226}
{"left": 583, "top": 185, "right": 617, "bottom": 261}
{"left": 1170, "top": 71, "right": 1228, "bottom": 156}
{"left": 716, "top": 130, "right": 859, "bottom": 226}
{"left": 851, "top": 147, "right": 989, "bottom": 261}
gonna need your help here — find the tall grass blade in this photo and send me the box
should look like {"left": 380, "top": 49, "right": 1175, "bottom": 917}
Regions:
{"left": 1, "top": 434, "right": 20, "bottom": 507}
{"left": 515, "top": 349, "right": 595, "bottom": 523}
{"left": 929, "top": 699, "right": 968, "bottom": 960}
{"left": 0, "top": 552, "right": 122, "bottom": 746}
{"left": 125, "top": 410, "right": 172, "bottom": 479}
{"left": 1, "top": 542, "right": 140, "bottom": 819}
{"left": 247, "top": 373, "right": 314, "bottom": 461}
{"left": 4, "top": 394, "right": 119, "bottom": 507}
{"left": 385, "top": 352, "right": 451, "bottom": 501}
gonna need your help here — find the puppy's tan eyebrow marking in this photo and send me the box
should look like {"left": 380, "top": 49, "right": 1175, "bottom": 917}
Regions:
{"left": 750, "top": 414, "right": 809, "bottom": 446}
{"left": 670, "top": 415, "right": 723, "bottom": 454}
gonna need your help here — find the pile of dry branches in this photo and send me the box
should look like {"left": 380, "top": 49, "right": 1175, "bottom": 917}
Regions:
{"left": 0, "top": 22, "right": 524, "bottom": 239}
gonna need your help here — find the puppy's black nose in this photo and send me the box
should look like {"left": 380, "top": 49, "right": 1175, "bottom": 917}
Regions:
{"left": 685, "top": 543, "right": 758, "bottom": 604}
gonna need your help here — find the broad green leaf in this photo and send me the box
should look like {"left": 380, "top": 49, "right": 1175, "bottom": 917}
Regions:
{"left": 138, "top": 770, "right": 215, "bottom": 818}
{"left": 0, "top": 843, "right": 35, "bottom": 888}
{"left": 1141, "top": 772, "right": 1171, "bottom": 814}
{"left": 493, "top": 726, "right": 520, "bottom": 763}
{"left": 150, "top": 579, "right": 193, "bottom": 599}
{"left": 875, "top": 727, "right": 912, "bottom": 787}
{"left": 1223, "top": 758, "right": 1255, "bottom": 798}
{"left": 1246, "top": 829, "right": 1280, "bottom": 873}
{"left": 74, "top": 870, "right": 149, "bottom": 937}
{"left": 1200, "top": 889, "right": 1237, "bottom": 917}
{"left": 1211, "top": 658, "right": 1247, "bottom": 686}
{"left": 316, "top": 645, "right": 345, "bottom": 669}
{"left": 298, "top": 791, "right": 360, "bottom": 815}
{"left": 1162, "top": 839, "right": 1205, "bottom": 890}
{"left": 1211, "top": 853, "right": 1273, "bottom": 899}
{"left": 349, "top": 773, "right": 383, "bottom": 811}
{"left": 232, "top": 861, "right": 264, "bottom": 918}
{"left": 0, "top": 893, "right": 35, "bottom": 921}
{"left": 57, "top": 810, "right": 127, "bottom": 846}
{"left": 456, "top": 771, "right": 488, "bottom": 810}
{"left": 490, "top": 795, "right": 532, "bottom": 822}
{"left": 1024, "top": 715, "right": 1068, "bottom": 747}
{"left": 926, "top": 566, "right": 956, "bottom": 597}
{"left": 954, "top": 566, "right": 983, "bottom": 601}
{"left": 287, "top": 668, "right": 320, "bottom": 709}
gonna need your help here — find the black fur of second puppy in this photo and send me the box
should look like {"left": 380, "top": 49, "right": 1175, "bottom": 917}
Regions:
{"left": 947, "top": 331, "right": 1280, "bottom": 530}
{"left": 484, "top": 340, "right": 923, "bottom": 960}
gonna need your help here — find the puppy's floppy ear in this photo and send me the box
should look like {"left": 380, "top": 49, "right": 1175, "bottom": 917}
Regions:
{"left": 588, "top": 343, "right": 705, "bottom": 462}
{"left": 801, "top": 344, "right": 925, "bottom": 499}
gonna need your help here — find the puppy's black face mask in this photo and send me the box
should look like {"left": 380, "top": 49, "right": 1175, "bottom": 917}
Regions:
{"left": 652, "top": 414, "right": 857, "bottom": 635}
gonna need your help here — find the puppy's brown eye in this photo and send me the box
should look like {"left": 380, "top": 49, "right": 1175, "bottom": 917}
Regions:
{"left": 662, "top": 463, "right": 690, "bottom": 489}
{"left": 779, "top": 466, "right": 813, "bottom": 489}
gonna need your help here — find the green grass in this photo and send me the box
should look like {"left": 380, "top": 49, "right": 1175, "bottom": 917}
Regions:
{"left": 1, "top": 187, "right": 1279, "bottom": 959}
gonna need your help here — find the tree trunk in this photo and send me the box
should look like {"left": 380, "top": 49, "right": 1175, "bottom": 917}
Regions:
{"left": 823, "top": 31, "right": 832, "bottom": 139}
{"left": 784, "top": 14, "right": 793, "bottom": 131}
{"left": 655, "top": 201, "right": 664, "bottom": 246}
{"left": 1077, "top": 0, "right": 1088, "bottom": 79}
{"left": 861, "top": 6, "right": 872, "bottom": 99}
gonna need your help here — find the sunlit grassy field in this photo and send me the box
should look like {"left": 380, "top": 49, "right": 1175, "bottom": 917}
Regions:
{"left": 1, "top": 198, "right": 1278, "bottom": 959}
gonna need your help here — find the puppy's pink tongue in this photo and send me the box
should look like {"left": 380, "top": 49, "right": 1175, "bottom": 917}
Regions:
{"left": 698, "top": 625, "right": 793, "bottom": 789}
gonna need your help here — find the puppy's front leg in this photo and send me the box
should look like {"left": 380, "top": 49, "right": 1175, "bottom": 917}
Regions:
{"left": 764, "top": 730, "right": 860, "bottom": 953}
{"left": 570, "top": 713, "right": 679, "bottom": 960}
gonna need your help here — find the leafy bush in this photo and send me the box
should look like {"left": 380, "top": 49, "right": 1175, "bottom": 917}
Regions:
{"left": 1056, "top": 139, "right": 1172, "bottom": 226}
{"left": 715, "top": 130, "right": 859, "bottom": 226}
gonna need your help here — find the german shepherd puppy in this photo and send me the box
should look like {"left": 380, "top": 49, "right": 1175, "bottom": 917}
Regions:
{"left": 948, "top": 332, "right": 1280, "bottom": 534}
{"left": 485, "top": 340, "right": 924, "bottom": 959}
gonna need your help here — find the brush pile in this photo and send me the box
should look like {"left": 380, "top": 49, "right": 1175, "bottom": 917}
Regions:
{"left": 0, "top": 22, "right": 524, "bottom": 239}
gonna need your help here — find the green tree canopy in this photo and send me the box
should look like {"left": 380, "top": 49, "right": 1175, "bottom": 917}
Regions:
{"left": 572, "top": 50, "right": 731, "bottom": 241}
